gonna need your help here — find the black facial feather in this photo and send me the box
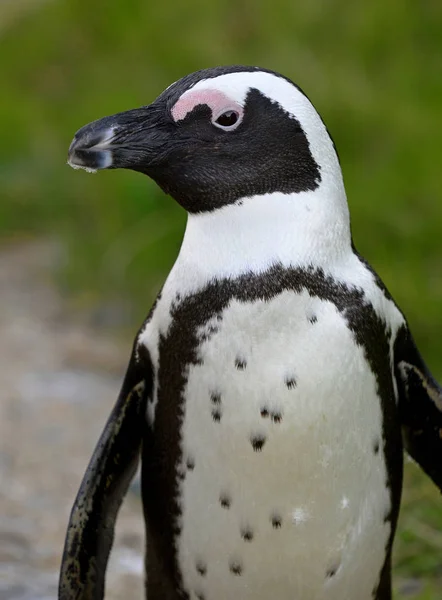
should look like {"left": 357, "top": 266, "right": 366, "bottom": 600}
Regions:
{"left": 141, "top": 89, "right": 321, "bottom": 213}
{"left": 160, "top": 64, "right": 340, "bottom": 161}
{"left": 70, "top": 65, "right": 326, "bottom": 214}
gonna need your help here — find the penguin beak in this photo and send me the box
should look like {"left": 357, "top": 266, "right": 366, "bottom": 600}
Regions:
{"left": 67, "top": 105, "right": 170, "bottom": 173}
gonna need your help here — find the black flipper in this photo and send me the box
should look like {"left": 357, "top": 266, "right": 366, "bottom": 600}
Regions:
{"left": 58, "top": 345, "right": 152, "bottom": 599}
{"left": 394, "top": 325, "right": 442, "bottom": 491}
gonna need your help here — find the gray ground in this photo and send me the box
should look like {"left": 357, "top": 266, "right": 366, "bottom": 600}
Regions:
{"left": 0, "top": 241, "right": 144, "bottom": 600}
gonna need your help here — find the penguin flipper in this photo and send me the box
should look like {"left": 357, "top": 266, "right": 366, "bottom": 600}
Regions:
{"left": 58, "top": 347, "right": 152, "bottom": 600}
{"left": 394, "top": 326, "right": 442, "bottom": 491}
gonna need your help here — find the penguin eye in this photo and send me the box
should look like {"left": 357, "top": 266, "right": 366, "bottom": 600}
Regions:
{"left": 213, "top": 110, "right": 240, "bottom": 130}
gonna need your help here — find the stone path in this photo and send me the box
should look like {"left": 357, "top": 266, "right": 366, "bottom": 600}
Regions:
{"left": 0, "top": 241, "right": 144, "bottom": 600}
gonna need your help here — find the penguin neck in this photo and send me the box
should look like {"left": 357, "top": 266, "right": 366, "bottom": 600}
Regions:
{"left": 176, "top": 186, "right": 352, "bottom": 283}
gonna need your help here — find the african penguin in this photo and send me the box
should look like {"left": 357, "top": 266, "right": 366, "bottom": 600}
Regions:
{"left": 60, "top": 66, "right": 442, "bottom": 600}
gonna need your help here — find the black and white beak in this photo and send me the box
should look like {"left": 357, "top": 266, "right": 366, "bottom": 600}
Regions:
{"left": 67, "top": 105, "right": 170, "bottom": 173}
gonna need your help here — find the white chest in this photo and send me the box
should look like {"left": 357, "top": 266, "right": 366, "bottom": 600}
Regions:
{"left": 159, "top": 290, "right": 393, "bottom": 600}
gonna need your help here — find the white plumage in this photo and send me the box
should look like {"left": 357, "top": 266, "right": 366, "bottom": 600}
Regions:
{"left": 62, "top": 66, "right": 442, "bottom": 600}
{"left": 137, "top": 71, "right": 405, "bottom": 600}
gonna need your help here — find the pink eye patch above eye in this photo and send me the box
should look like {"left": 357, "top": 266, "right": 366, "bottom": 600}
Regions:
{"left": 171, "top": 88, "right": 243, "bottom": 122}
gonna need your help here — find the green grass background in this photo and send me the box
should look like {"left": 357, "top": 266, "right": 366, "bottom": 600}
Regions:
{"left": 1, "top": 1, "right": 441, "bottom": 596}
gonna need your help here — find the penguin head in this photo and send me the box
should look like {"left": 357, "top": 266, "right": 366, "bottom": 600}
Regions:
{"left": 68, "top": 66, "right": 343, "bottom": 214}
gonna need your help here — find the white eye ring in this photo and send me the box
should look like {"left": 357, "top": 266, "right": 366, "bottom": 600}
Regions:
{"left": 212, "top": 108, "right": 243, "bottom": 131}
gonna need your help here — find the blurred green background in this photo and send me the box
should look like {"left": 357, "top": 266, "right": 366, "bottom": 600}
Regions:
{"left": 1, "top": 0, "right": 441, "bottom": 597}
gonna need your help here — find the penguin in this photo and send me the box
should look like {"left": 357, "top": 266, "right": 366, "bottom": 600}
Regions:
{"left": 59, "top": 66, "right": 442, "bottom": 600}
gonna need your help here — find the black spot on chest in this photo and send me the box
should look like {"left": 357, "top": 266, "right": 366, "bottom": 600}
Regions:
{"left": 250, "top": 433, "right": 266, "bottom": 451}
{"left": 240, "top": 526, "right": 254, "bottom": 541}
{"left": 229, "top": 559, "right": 243, "bottom": 575}
{"left": 141, "top": 262, "right": 403, "bottom": 595}
{"left": 235, "top": 356, "right": 247, "bottom": 370}
{"left": 271, "top": 514, "right": 283, "bottom": 529}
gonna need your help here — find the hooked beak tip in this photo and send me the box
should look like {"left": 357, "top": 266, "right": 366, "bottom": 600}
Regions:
{"left": 67, "top": 125, "right": 116, "bottom": 172}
